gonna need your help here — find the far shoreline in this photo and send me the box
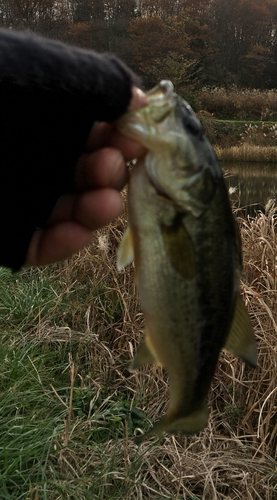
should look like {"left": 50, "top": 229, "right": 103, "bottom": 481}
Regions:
{"left": 214, "top": 145, "right": 277, "bottom": 163}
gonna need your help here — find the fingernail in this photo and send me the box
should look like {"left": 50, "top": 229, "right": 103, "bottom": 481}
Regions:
{"left": 130, "top": 87, "right": 149, "bottom": 110}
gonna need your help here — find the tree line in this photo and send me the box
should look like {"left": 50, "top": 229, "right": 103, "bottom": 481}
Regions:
{"left": 1, "top": 0, "right": 277, "bottom": 92}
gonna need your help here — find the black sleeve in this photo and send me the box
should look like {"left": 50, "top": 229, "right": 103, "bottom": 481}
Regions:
{"left": 0, "top": 29, "right": 138, "bottom": 271}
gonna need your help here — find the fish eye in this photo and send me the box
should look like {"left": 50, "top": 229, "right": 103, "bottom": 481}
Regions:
{"left": 183, "top": 116, "right": 202, "bottom": 136}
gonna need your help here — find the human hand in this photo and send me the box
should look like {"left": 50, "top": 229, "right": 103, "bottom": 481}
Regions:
{"left": 25, "top": 87, "right": 148, "bottom": 266}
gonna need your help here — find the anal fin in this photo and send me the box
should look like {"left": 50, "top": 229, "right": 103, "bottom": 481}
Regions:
{"left": 129, "top": 333, "right": 160, "bottom": 372}
{"left": 224, "top": 292, "right": 257, "bottom": 367}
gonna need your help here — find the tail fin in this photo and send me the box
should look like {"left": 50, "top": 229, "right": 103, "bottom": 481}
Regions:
{"left": 135, "top": 405, "right": 209, "bottom": 445}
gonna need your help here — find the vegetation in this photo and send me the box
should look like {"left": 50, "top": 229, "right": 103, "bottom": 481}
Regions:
{"left": 0, "top": 205, "right": 277, "bottom": 498}
{"left": 0, "top": 1, "right": 276, "bottom": 495}
{"left": 198, "top": 105, "right": 277, "bottom": 162}
{"left": 215, "top": 144, "right": 277, "bottom": 163}
{"left": 198, "top": 88, "right": 277, "bottom": 122}
{"left": 1, "top": 0, "right": 277, "bottom": 91}
{"left": 2, "top": 1, "right": 277, "bottom": 163}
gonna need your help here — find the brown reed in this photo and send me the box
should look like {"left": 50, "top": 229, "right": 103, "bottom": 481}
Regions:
{"left": 25, "top": 201, "right": 277, "bottom": 498}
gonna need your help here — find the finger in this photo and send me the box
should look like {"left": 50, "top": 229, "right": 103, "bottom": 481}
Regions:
{"left": 76, "top": 147, "right": 127, "bottom": 191}
{"left": 86, "top": 122, "right": 146, "bottom": 160}
{"left": 25, "top": 222, "right": 93, "bottom": 266}
{"left": 26, "top": 188, "right": 125, "bottom": 266}
{"left": 50, "top": 188, "right": 124, "bottom": 226}
{"left": 86, "top": 87, "right": 148, "bottom": 159}
{"left": 72, "top": 188, "right": 124, "bottom": 230}
{"left": 107, "top": 129, "right": 147, "bottom": 160}
{"left": 47, "top": 193, "right": 77, "bottom": 224}
{"left": 128, "top": 87, "right": 148, "bottom": 111}
{"left": 86, "top": 122, "right": 113, "bottom": 151}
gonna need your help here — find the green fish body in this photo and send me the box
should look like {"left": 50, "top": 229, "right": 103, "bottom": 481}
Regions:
{"left": 116, "top": 81, "right": 257, "bottom": 443}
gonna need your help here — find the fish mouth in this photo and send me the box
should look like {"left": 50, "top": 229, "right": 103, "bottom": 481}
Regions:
{"left": 147, "top": 80, "right": 174, "bottom": 103}
{"left": 146, "top": 80, "right": 177, "bottom": 123}
{"left": 146, "top": 162, "right": 175, "bottom": 202}
{"left": 149, "top": 175, "right": 173, "bottom": 201}
{"left": 143, "top": 81, "right": 177, "bottom": 202}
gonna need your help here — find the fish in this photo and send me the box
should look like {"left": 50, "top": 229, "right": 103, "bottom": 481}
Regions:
{"left": 115, "top": 80, "right": 257, "bottom": 444}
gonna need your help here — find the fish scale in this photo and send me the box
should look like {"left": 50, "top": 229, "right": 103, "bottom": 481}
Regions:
{"left": 116, "top": 80, "right": 257, "bottom": 443}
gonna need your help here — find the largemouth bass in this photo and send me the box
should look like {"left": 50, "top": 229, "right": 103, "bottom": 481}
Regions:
{"left": 116, "top": 81, "right": 257, "bottom": 444}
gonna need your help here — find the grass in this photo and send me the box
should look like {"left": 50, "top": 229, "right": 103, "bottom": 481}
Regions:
{"left": 214, "top": 144, "right": 277, "bottom": 162}
{"left": 197, "top": 114, "right": 277, "bottom": 162}
{"left": 0, "top": 207, "right": 276, "bottom": 498}
{"left": 198, "top": 87, "right": 277, "bottom": 121}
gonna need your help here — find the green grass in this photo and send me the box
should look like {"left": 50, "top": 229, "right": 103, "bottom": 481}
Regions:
{"left": 0, "top": 266, "right": 73, "bottom": 330}
{"left": 0, "top": 332, "right": 149, "bottom": 499}
{"left": 0, "top": 341, "right": 67, "bottom": 498}
{"left": 214, "top": 119, "right": 277, "bottom": 125}
{"left": 0, "top": 259, "right": 150, "bottom": 499}
{"left": 0, "top": 216, "right": 276, "bottom": 499}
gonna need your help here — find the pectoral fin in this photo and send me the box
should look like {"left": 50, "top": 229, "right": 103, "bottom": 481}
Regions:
{"left": 117, "top": 226, "right": 134, "bottom": 271}
{"left": 224, "top": 293, "right": 257, "bottom": 367}
{"left": 161, "top": 217, "right": 195, "bottom": 280}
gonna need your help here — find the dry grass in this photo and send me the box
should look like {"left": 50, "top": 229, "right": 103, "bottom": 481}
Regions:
{"left": 214, "top": 144, "right": 277, "bottom": 162}
{"left": 28, "top": 203, "right": 277, "bottom": 498}
{"left": 198, "top": 111, "right": 277, "bottom": 161}
{"left": 198, "top": 87, "right": 277, "bottom": 121}
{"left": 2, "top": 202, "right": 277, "bottom": 498}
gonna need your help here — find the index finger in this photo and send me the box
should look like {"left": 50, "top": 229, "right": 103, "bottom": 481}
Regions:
{"left": 128, "top": 87, "right": 148, "bottom": 111}
{"left": 86, "top": 87, "right": 148, "bottom": 159}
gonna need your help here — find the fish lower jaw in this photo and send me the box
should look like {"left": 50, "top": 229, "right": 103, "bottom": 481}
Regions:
{"left": 148, "top": 175, "right": 174, "bottom": 202}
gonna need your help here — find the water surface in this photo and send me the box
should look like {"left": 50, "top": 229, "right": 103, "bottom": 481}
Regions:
{"left": 221, "top": 162, "right": 277, "bottom": 214}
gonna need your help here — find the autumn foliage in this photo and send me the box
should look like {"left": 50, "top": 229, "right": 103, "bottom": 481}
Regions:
{"left": 1, "top": 0, "right": 277, "bottom": 91}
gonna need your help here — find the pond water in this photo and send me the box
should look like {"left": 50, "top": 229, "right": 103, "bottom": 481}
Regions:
{"left": 221, "top": 162, "right": 277, "bottom": 215}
